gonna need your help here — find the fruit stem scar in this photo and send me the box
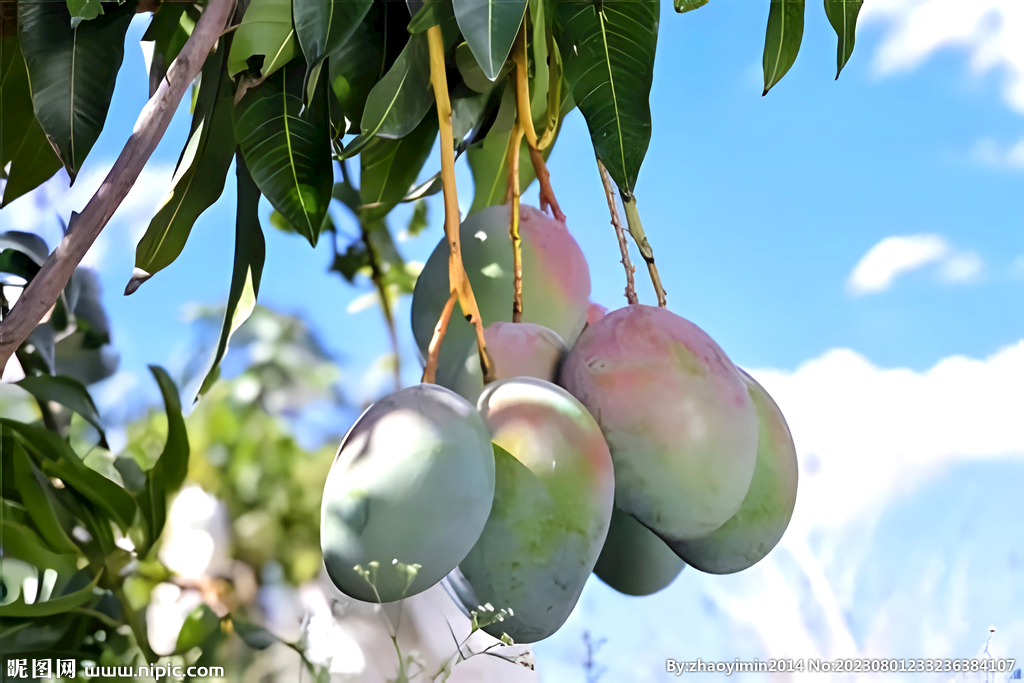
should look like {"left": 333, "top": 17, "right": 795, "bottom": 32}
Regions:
{"left": 507, "top": 121, "right": 526, "bottom": 325}
{"left": 597, "top": 158, "right": 638, "bottom": 306}
{"left": 622, "top": 195, "right": 667, "bottom": 307}
{"left": 514, "top": 26, "right": 565, "bottom": 224}
{"left": 425, "top": 25, "right": 493, "bottom": 384}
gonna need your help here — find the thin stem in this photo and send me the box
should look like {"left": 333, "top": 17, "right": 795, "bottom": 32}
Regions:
{"left": 423, "top": 25, "right": 493, "bottom": 384}
{"left": 507, "top": 123, "right": 525, "bottom": 323}
{"left": 514, "top": 27, "right": 565, "bottom": 223}
{"left": 622, "top": 195, "right": 667, "bottom": 307}
{"left": 421, "top": 293, "right": 458, "bottom": 384}
{"left": 597, "top": 159, "right": 638, "bottom": 306}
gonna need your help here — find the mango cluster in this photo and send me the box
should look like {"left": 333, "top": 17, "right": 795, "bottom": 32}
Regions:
{"left": 320, "top": 205, "right": 798, "bottom": 643}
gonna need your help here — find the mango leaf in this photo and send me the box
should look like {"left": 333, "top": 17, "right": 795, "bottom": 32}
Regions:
{"left": 294, "top": 0, "right": 373, "bottom": 101}
{"left": 67, "top": 0, "right": 104, "bottom": 28}
{"left": 408, "top": 0, "right": 456, "bottom": 33}
{"left": 0, "top": 418, "right": 136, "bottom": 532}
{"left": 227, "top": 0, "right": 297, "bottom": 79}
{"left": 128, "top": 45, "right": 235, "bottom": 294}
{"left": 233, "top": 620, "right": 283, "bottom": 650}
{"left": 10, "top": 442, "right": 79, "bottom": 555}
{"left": 674, "top": 0, "right": 709, "bottom": 12}
{"left": 454, "top": 0, "right": 528, "bottom": 81}
{"left": 141, "top": 2, "right": 199, "bottom": 97}
{"left": 554, "top": 0, "right": 658, "bottom": 195}
{"left": 359, "top": 114, "right": 438, "bottom": 221}
{"left": 0, "top": 231, "right": 50, "bottom": 266}
{"left": 358, "top": 32, "right": 433, "bottom": 140}
{"left": 762, "top": 0, "right": 805, "bottom": 95}
{"left": 0, "top": 569, "right": 102, "bottom": 618}
{"left": 0, "top": 38, "right": 61, "bottom": 206}
{"left": 824, "top": 0, "right": 862, "bottom": 79}
{"left": 17, "top": 0, "right": 135, "bottom": 183}
{"left": 15, "top": 374, "right": 106, "bottom": 443}
{"left": 198, "top": 152, "right": 266, "bottom": 398}
{"left": 174, "top": 604, "right": 221, "bottom": 654}
{"left": 0, "top": 520, "right": 77, "bottom": 573}
{"left": 235, "top": 60, "right": 332, "bottom": 246}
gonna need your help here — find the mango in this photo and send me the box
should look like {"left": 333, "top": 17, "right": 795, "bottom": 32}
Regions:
{"left": 321, "top": 384, "right": 495, "bottom": 603}
{"left": 411, "top": 204, "right": 591, "bottom": 396}
{"left": 458, "top": 377, "right": 614, "bottom": 642}
{"left": 586, "top": 302, "right": 608, "bottom": 327}
{"left": 593, "top": 509, "right": 685, "bottom": 596}
{"left": 447, "top": 322, "right": 568, "bottom": 403}
{"left": 558, "top": 304, "right": 758, "bottom": 542}
{"left": 669, "top": 371, "right": 798, "bottom": 574}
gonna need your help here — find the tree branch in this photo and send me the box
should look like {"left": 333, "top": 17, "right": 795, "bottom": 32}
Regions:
{"left": 0, "top": 0, "right": 235, "bottom": 370}
{"left": 597, "top": 159, "right": 638, "bottom": 306}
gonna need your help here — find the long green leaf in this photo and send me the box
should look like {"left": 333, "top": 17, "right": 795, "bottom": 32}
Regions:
{"left": 358, "top": 32, "right": 433, "bottom": 140}
{"left": 129, "top": 44, "right": 235, "bottom": 294}
{"left": 15, "top": 374, "right": 106, "bottom": 442}
{"left": 141, "top": 3, "right": 199, "bottom": 97}
{"left": 762, "top": 0, "right": 805, "bottom": 95}
{"left": 17, "top": 0, "right": 134, "bottom": 183}
{"left": 235, "top": 60, "right": 332, "bottom": 246}
{"left": 67, "top": 0, "right": 104, "bottom": 28}
{"left": 554, "top": 0, "right": 658, "bottom": 195}
{"left": 174, "top": 604, "right": 221, "bottom": 654}
{"left": 824, "top": 0, "right": 862, "bottom": 79}
{"left": 198, "top": 151, "right": 266, "bottom": 398}
{"left": 294, "top": 0, "right": 372, "bottom": 100}
{"left": 0, "top": 568, "right": 102, "bottom": 618}
{"left": 454, "top": 0, "right": 528, "bottom": 82}
{"left": 10, "top": 442, "right": 79, "bottom": 555}
{"left": 0, "top": 418, "right": 136, "bottom": 532}
{"left": 674, "top": 0, "right": 709, "bottom": 12}
{"left": 359, "top": 114, "right": 438, "bottom": 221}
{"left": 0, "top": 38, "right": 61, "bottom": 206}
{"left": 227, "top": 0, "right": 297, "bottom": 79}
{"left": 0, "top": 520, "right": 77, "bottom": 573}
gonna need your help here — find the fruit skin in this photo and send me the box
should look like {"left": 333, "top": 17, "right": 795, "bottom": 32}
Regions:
{"left": 320, "top": 384, "right": 495, "bottom": 603}
{"left": 459, "top": 377, "right": 614, "bottom": 643}
{"left": 586, "top": 302, "right": 608, "bottom": 326}
{"left": 448, "top": 322, "right": 568, "bottom": 403}
{"left": 558, "top": 304, "right": 758, "bottom": 542}
{"left": 669, "top": 370, "right": 798, "bottom": 574}
{"left": 593, "top": 508, "right": 685, "bottom": 596}
{"left": 411, "top": 204, "right": 591, "bottom": 397}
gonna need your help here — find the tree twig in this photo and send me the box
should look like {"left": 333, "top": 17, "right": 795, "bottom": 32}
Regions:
{"left": 622, "top": 195, "right": 667, "bottom": 307}
{"left": 422, "top": 25, "right": 493, "bottom": 384}
{"left": 597, "top": 159, "right": 638, "bottom": 306}
{"left": 0, "top": 0, "right": 235, "bottom": 369}
{"left": 421, "top": 292, "right": 457, "bottom": 384}
{"left": 507, "top": 123, "right": 525, "bottom": 323}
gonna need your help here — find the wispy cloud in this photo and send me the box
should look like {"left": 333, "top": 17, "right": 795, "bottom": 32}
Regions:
{"left": 971, "top": 137, "right": 1024, "bottom": 169}
{"left": 847, "top": 234, "right": 984, "bottom": 295}
{"left": 861, "top": 0, "right": 1024, "bottom": 112}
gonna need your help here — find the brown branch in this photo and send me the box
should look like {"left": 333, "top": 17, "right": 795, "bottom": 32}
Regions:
{"left": 507, "top": 123, "right": 525, "bottom": 323}
{"left": 597, "top": 159, "right": 638, "bottom": 306}
{"left": 422, "top": 25, "right": 493, "bottom": 384}
{"left": 0, "top": 0, "right": 235, "bottom": 369}
{"left": 622, "top": 195, "right": 667, "bottom": 308}
{"left": 514, "top": 28, "right": 565, "bottom": 223}
{"left": 421, "top": 292, "right": 458, "bottom": 385}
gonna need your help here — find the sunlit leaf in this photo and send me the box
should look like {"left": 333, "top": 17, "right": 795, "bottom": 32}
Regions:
{"left": 674, "top": 0, "right": 709, "bottom": 12}
{"left": 762, "top": 0, "right": 805, "bottom": 95}
{"left": 359, "top": 114, "right": 438, "bottom": 221}
{"left": 824, "top": 0, "right": 862, "bottom": 79}
{"left": 0, "top": 568, "right": 102, "bottom": 618}
{"left": 67, "top": 0, "right": 103, "bottom": 28}
{"left": 454, "top": 0, "right": 528, "bottom": 81}
{"left": 227, "top": 0, "right": 297, "bottom": 79}
{"left": 174, "top": 603, "right": 221, "bottom": 654}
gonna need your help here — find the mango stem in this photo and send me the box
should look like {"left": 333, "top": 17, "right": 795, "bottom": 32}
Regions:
{"left": 597, "top": 159, "right": 638, "bottom": 306}
{"left": 506, "top": 122, "right": 526, "bottom": 323}
{"left": 622, "top": 195, "right": 667, "bottom": 307}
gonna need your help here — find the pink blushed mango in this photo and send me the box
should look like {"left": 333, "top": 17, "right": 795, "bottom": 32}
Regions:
{"left": 670, "top": 371, "right": 798, "bottom": 574}
{"left": 559, "top": 304, "right": 758, "bottom": 542}
{"left": 586, "top": 302, "right": 608, "bottom": 326}
{"left": 448, "top": 322, "right": 568, "bottom": 402}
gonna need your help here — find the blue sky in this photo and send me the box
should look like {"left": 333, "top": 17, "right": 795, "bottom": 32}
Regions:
{"left": 3, "top": 0, "right": 1024, "bottom": 679}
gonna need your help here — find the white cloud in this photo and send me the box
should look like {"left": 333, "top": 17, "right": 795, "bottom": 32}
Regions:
{"left": 2, "top": 162, "right": 173, "bottom": 269}
{"left": 971, "top": 137, "right": 1024, "bottom": 169}
{"left": 847, "top": 233, "right": 950, "bottom": 295}
{"left": 861, "top": 0, "right": 1024, "bottom": 112}
{"left": 939, "top": 250, "right": 984, "bottom": 283}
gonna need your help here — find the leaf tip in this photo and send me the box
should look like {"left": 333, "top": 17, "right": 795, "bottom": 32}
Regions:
{"left": 124, "top": 268, "right": 152, "bottom": 296}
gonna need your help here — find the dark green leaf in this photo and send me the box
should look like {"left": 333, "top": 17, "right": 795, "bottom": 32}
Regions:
{"left": 67, "top": 0, "right": 104, "bottom": 28}
{"left": 294, "top": 0, "right": 373, "bottom": 101}
{"left": 0, "top": 38, "right": 61, "bottom": 206}
{"left": 227, "top": 0, "right": 297, "bottom": 79}
{"left": 235, "top": 60, "right": 332, "bottom": 246}
{"left": 454, "top": 0, "right": 527, "bottom": 81}
{"left": 762, "top": 0, "right": 805, "bottom": 95}
{"left": 10, "top": 442, "right": 79, "bottom": 555}
{"left": 233, "top": 620, "right": 282, "bottom": 650}
{"left": 16, "top": 374, "right": 106, "bottom": 442}
{"left": 408, "top": 0, "right": 456, "bottom": 34}
{"left": 455, "top": 41, "right": 512, "bottom": 93}
{"left": 824, "top": 0, "right": 862, "bottom": 79}
{"left": 359, "top": 114, "right": 438, "bottom": 221}
{"left": 0, "top": 568, "right": 102, "bottom": 618}
{"left": 0, "top": 418, "right": 136, "bottom": 532}
{"left": 174, "top": 604, "right": 221, "bottom": 654}
{"left": 674, "top": 0, "right": 709, "bottom": 12}
{"left": 406, "top": 199, "right": 428, "bottom": 236}
{"left": 554, "top": 0, "right": 658, "bottom": 194}
{"left": 0, "top": 231, "right": 50, "bottom": 266}
{"left": 129, "top": 44, "right": 235, "bottom": 293}
{"left": 149, "top": 366, "right": 189, "bottom": 490}
{"left": 141, "top": 3, "right": 199, "bottom": 97}
{"left": 17, "top": 0, "right": 135, "bottom": 183}
{"left": 358, "top": 32, "right": 433, "bottom": 140}
{"left": 0, "top": 520, "right": 77, "bottom": 572}
{"left": 198, "top": 151, "right": 266, "bottom": 397}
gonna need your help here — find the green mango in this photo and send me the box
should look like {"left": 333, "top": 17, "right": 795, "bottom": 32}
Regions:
{"left": 593, "top": 508, "right": 685, "bottom": 596}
